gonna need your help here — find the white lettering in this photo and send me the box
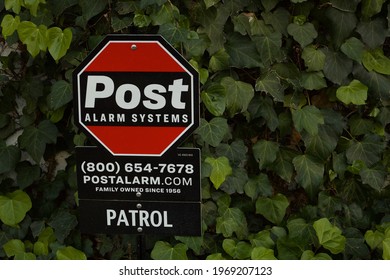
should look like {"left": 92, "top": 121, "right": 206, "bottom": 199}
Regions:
{"left": 85, "top": 75, "right": 114, "bottom": 108}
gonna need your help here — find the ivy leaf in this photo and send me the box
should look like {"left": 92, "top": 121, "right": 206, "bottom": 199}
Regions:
{"left": 292, "top": 105, "right": 324, "bottom": 135}
{"left": 0, "top": 190, "right": 32, "bottom": 226}
{"left": 287, "top": 218, "right": 316, "bottom": 245}
{"left": 226, "top": 33, "right": 262, "bottom": 68}
{"left": 248, "top": 96, "right": 279, "bottom": 131}
{"left": 359, "top": 165, "right": 387, "bottom": 191}
{"left": 251, "top": 247, "right": 277, "bottom": 260}
{"left": 301, "top": 72, "right": 327, "bottom": 90}
{"left": 47, "top": 27, "right": 72, "bottom": 62}
{"left": 341, "top": 37, "right": 365, "bottom": 62}
{"left": 48, "top": 211, "right": 78, "bottom": 243}
{"left": 201, "top": 85, "right": 226, "bottom": 117}
{"left": 362, "top": 0, "right": 386, "bottom": 18}
{"left": 364, "top": 230, "right": 384, "bottom": 250}
{"left": 362, "top": 49, "right": 390, "bottom": 75}
{"left": 252, "top": 140, "right": 279, "bottom": 170}
{"left": 0, "top": 141, "right": 21, "bottom": 174}
{"left": 175, "top": 236, "right": 203, "bottom": 255}
{"left": 196, "top": 117, "right": 229, "bottom": 147}
{"left": 76, "top": 0, "right": 107, "bottom": 28}
{"left": 255, "top": 71, "right": 286, "bottom": 102}
{"left": 353, "top": 64, "right": 390, "bottom": 101}
{"left": 383, "top": 238, "right": 390, "bottom": 260}
{"left": 313, "top": 218, "right": 346, "bottom": 254}
{"left": 357, "top": 18, "right": 387, "bottom": 49}
{"left": 270, "top": 148, "right": 299, "bottom": 183}
{"left": 150, "top": 241, "right": 188, "bottom": 260}
{"left": 325, "top": 8, "right": 357, "bottom": 47}
{"left": 216, "top": 140, "right": 248, "bottom": 164}
{"left": 221, "top": 77, "right": 254, "bottom": 117}
{"left": 254, "top": 32, "right": 283, "bottom": 66}
{"left": 4, "top": 0, "right": 23, "bottom": 14}
{"left": 346, "top": 134, "right": 385, "bottom": 167}
{"left": 323, "top": 49, "right": 353, "bottom": 85}
{"left": 256, "top": 194, "right": 289, "bottom": 225}
{"left": 16, "top": 162, "right": 41, "bottom": 189}
{"left": 19, "top": 120, "right": 58, "bottom": 163}
{"left": 293, "top": 154, "right": 324, "bottom": 199}
{"left": 209, "top": 48, "right": 230, "bottom": 72}
{"left": 222, "top": 239, "right": 252, "bottom": 259}
{"left": 56, "top": 246, "right": 87, "bottom": 260}
{"left": 3, "top": 239, "right": 25, "bottom": 258}
{"left": 301, "top": 250, "right": 332, "bottom": 260}
{"left": 244, "top": 174, "right": 272, "bottom": 200}
{"left": 216, "top": 207, "right": 248, "bottom": 239}
{"left": 17, "top": 21, "right": 48, "bottom": 57}
{"left": 47, "top": 80, "right": 72, "bottom": 110}
{"left": 303, "top": 126, "right": 338, "bottom": 161}
{"left": 287, "top": 22, "right": 317, "bottom": 48}
{"left": 24, "top": 0, "right": 45, "bottom": 16}
{"left": 49, "top": 0, "right": 78, "bottom": 16}
{"left": 336, "top": 79, "right": 368, "bottom": 105}
{"left": 205, "top": 156, "right": 232, "bottom": 189}
{"left": 1, "top": 14, "right": 20, "bottom": 38}
{"left": 301, "top": 45, "right": 325, "bottom": 72}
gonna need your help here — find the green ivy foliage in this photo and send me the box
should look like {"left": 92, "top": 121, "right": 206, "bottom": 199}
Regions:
{"left": 0, "top": 0, "right": 389, "bottom": 260}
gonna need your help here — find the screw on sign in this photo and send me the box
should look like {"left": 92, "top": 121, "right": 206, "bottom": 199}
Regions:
{"left": 73, "top": 35, "right": 199, "bottom": 156}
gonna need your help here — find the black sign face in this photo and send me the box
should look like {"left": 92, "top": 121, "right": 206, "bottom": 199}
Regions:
{"left": 76, "top": 146, "right": 200, "bottom": 202}
{"left": 79, "top": 199, "right": 201, "bottom": 235}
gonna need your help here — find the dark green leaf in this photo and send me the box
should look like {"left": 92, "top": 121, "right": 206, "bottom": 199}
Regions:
{"left": 360, "top": 165, "right": 387, "bottom": 191}
{"left": 293, "top": 154, "right": 324, "bottom": 198}
{"left": 248, "top": 96, "right": 279, "bottom": 131}
{"left": 209, "top": 48, "right": 230, "bottom": 72}
{"left": 303, "top": 126, "right": 338, "bottom": 160}
{"left": 330, "top": 0, "right": 360, "bottom": 12}
{"left": 49, "top": 0, "right": 78, "bottom": 16}
{"left": 346, "top": 134, "right": 385, "bottom": 167}
{"left": 0, "top": 142, "right": 20, "bottom": 174}
{"left": 216, "top": 207, "right": 248, "bottom": 239}
{"left": 19, "top": 120, "right": 58, "bottom": 163}
{"left": 357, "top": 18, "right": 387, "bottom": 49}
{"left": 226, "top": 33, "right": 262, "bottom": 68}
{"left": 262, "top": 8, "right": 290, "bottom": 36}
{"left": 301, "top": 72, "right": 327, "bottom": 90}
{"left": 216, "top": 140, "right": 248, "bottom": 164}
{"left": 221, "top": 77, "right": 254, "bottom": 117}
{"left": 323, "top": 49, "right": 353, "bottom": 85}
{"left": 16, "top": 162, "right": 40, "bottom": 189}
{"left": 301, "top": 45, "right": 325, "bottom": 71}
{"left": 175, "top": 236, "right": 203, "bottom": 255}
{"left": 201, "top": 84, "right": 226, "bottom": 116}
{"left": 318, "top": 191, "right": 343, "bottom": 217}
{"left": 325, "top": 8, "right": 357, "bottom": 47}
{"left": 255, "top": 71, "right": 286, "bottom": 102}
{"left": 270, "top": 148, "right": 298, "bottom": 183}
{"left": 287, "top": 218, "right": 316, "bottom": 245}
{"left": 256, "top": 194, "right": 289, "bottom": 225}
{"left": 341, "top": 37, "right": 365, "bottom": 62}
{"left": 48, "top": 211, "right": 78, "bottom": 243}
{"left": 353, "top": 64, "right": 390, "bottom": 101}
{"left": 77, "top": 0, "right": 107, "bottom": 27}
{"left": 292, "top": 105, "right": 324, "bottom": 135}
{"left": 220, "top": 167, "right": 248, "bottom": 194}
{"left": 252, "top": 140, "right": 279, "bottom": 170}
{"left": 244, "top": 174, "right": 272, "bottom": 200}
{"left": 287, "top": 22, "right": 317, "bottom": 48}
{"left": 48, "top": 80, "right": 72, "bottom": 110}
{"left": 195, "top": 117, "right": 229, "bottom": 147}
{"left": 254, "top": 32, "right": 283, "bottom": 66}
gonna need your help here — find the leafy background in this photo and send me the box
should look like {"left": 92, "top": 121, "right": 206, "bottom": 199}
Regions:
{"left": 0, "top": 0, "right": 389, "bottom": 260}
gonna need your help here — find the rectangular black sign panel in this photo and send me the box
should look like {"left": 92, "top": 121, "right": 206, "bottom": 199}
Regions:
{"left": 79, "top": 199, "right": 201, "bottom": 236}
{"left": 76, "top": 146, "right": 200, "bottom": 202}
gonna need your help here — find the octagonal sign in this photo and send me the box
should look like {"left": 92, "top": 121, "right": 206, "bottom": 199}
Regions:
{"left": 73, "top": 35, "right": 199, "bottom": 156}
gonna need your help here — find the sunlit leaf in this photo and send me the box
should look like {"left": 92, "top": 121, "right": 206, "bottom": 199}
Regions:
{"left": 336, "top": 79, "right": 368, "bottom": 105}
{"left": 313, "top": 218, "right": 346, "bottom": 254}
{"left": 251, "top": 247, "right": 277, "bottom": 260}
{"left": 0, "top": 190, "right": 32, "bottom": 226}
{"left": 17, "top": 21, "right": 48, "bottom": 57}
{"left": 56, "top": 246, "right": 87, "bottom": 260}
{"left": 1, "top": 14, "right": 20, "bottom": 38}
{"left": 47, "top": 27, "right": 72, "bottom": 62}
{"left": 205, "top": 156, "right": 232, "bottom": 189}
